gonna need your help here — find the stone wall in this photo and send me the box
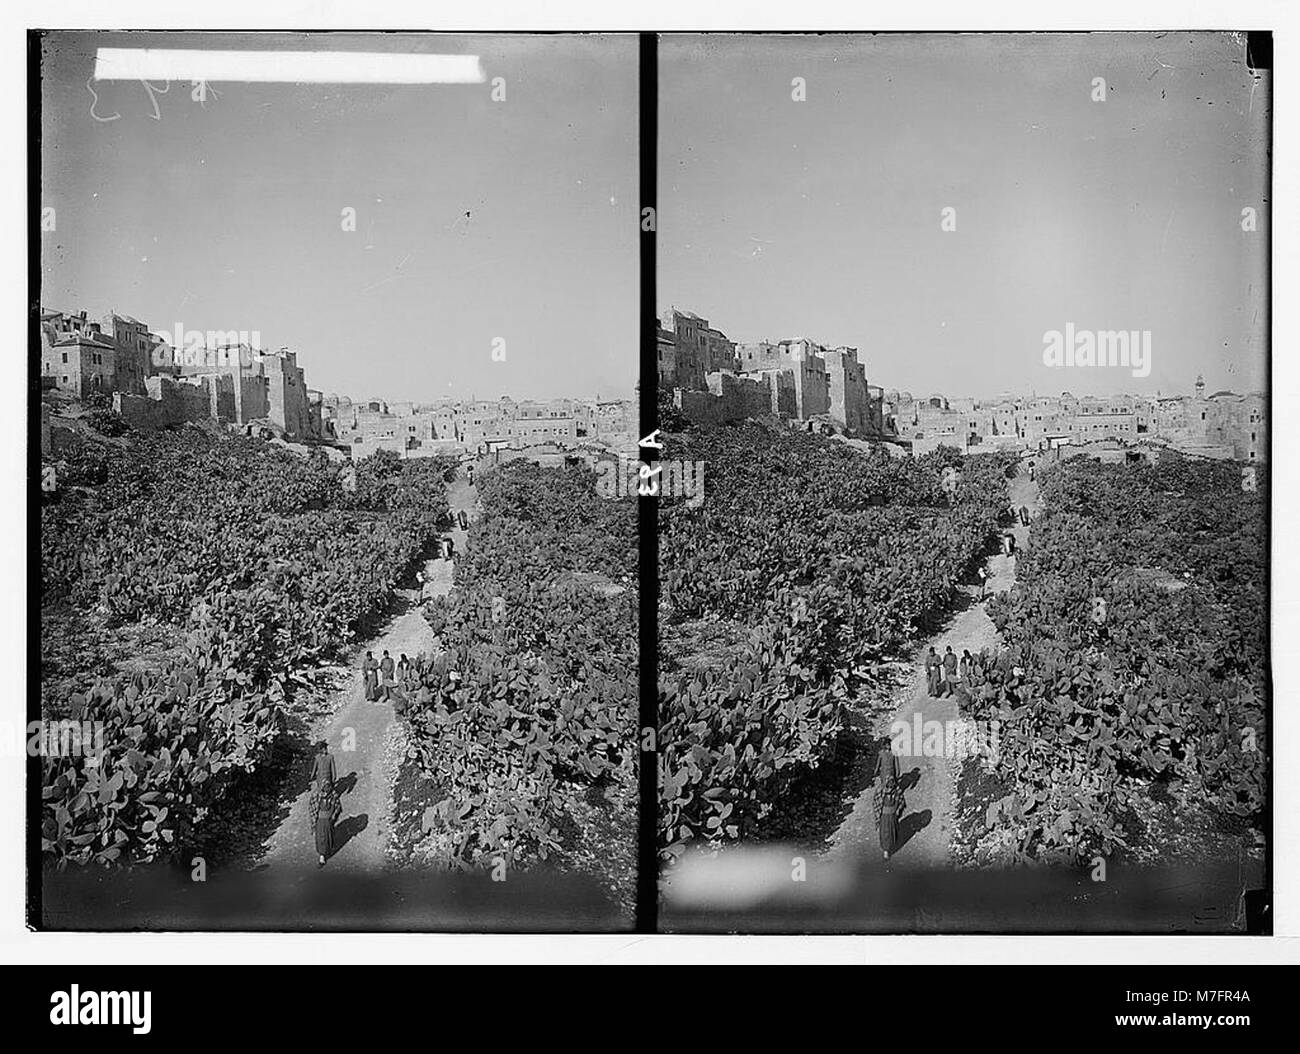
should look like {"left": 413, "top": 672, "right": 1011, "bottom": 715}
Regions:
{"left": 823, "top": 348, "right": 869, "bottom": 434}
{"left": 911, "top": 434, "right": 969, "bottom": 458}
{"left": 675, "top": 371, "right": 773, "bottom": 426}
{"left": 115, "top": 376, "right": 214, "bottom": 429}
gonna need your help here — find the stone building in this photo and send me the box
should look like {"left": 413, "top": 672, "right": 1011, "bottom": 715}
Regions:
{"left": 656, "top": 325, "right": 676, "bottom": 389}
{"left": 41, "top": 310, "right": 114, "bottom": 398}
{"left": 866, "top": 385, "right": 886, "bottom": 438}
{"left": 572, "top": 401, "right": 595, "bottom": 439}
{"left": 264, "top": 349, "right": 311, "bottom": 440}
{"left": 659, "top": 305, "right": 1267, "bottom": 464}
{"left": 175, "top": 344, "right": 310, "bottom": 440}
{"left": 115, "top": 375, "right": 218, "bottom": 429}
{"left": 659, "top": 308, "right": 735, "bottom": 391}
{"left": 1067, "top": 395, "right": 1139, "bottom": 442}
{"left": 732, "top": 364, "right": 798, "bottom": 418}
{"left": 660, "top": 309, "right": 705, "bottom": 390}
{"left": 101, "top": 313, "right": 160, "bottom": 395}
{"left": 701, "top": 323, "right": 737, "bottom": 374}
{"left": 765, "top": 369, "right": 799, "bottom": 417}
{"left": 675, "top": 370, "right": 772, "bottom": 426}
{"left": 1159, "top": 388, "right": 1267, "bottom": 462}
{"left": 430, "top": 404, "right": 459, "bottom": 443}
{"left": 43, "top": 308, "right": 167, "bottom": 397}
{"left": 456, "top": 401, "right": 513, "bottom": 453}
{"left": 177, "top": 346, "right": 262, "bottom": 428}
{"left": 1218, "top": 391, "right": 1267, "bottom": 462}
{"left": 307, "top": 390, "right": 326, "bottom": 441}
{"left": 326, "top": 394, "right": 632, "bottom": 459}
{"left": 594, "top": 399, "right": 635, "bottom": 444}
{"left": 736, "top": 338, "right": 830, "bottom": 419}
{"left": 43, "top": 331, "right": 117, "bottom": 398}
{"left": 821, "top": 346, "right": 869, "bottom": 435}
{"left": 37, "top": 303, "right": 338, "bottom": 444}
{"left": 512, "top": 400, "right": 578, "bottom": 445}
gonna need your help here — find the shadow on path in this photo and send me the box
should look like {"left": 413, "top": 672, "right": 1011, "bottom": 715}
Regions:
{"left": 898, "top": 809, "right": 933, "bottom": 853}
{"left": 333, "top": 814, "right": 370, "bottom": 857}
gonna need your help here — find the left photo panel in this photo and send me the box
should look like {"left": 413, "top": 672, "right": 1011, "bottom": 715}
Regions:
{"left": 33, "top": 31, "right": 642, "bottom": 930}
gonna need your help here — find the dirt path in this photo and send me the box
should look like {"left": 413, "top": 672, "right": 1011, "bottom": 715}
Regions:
{"left": 257, "top": 472, "right": 476, "bottom": 876}
{"left": 825, "top": 466, "right": 1040, "bottom": 871}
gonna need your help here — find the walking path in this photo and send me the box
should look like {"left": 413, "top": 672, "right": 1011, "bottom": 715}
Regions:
{"left": 257, "top": 473, "right": 476, "bottom": 876}
{"left": 825, "top": 465, "right": 1041, "bottom": 870}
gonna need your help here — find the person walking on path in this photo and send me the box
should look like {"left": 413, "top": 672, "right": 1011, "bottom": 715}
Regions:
{"left": 379, "top": 650, "right": 396, "bottom": 702}
{"left": 942, "top": 645, "right": 959, "bottom": 697}
{"left": 959, "top": 649, "right": 974, "bottom": 689}
{"left": 872, "top": 739, "right": 904, "bottom": 861}
{"left": 308, "top": 740, "right": 340, "bottom": 867}
{"left": 390, "top": 653, "right": 413, "bottom": 715}
{"left": 361, "top": 651, "right": 379, "bottom": 702}
{"left": 977, "top": 565, "right": 988, "bottom": 599}
{"left": 924, "top": 646, "right": 941, "bottom": 697}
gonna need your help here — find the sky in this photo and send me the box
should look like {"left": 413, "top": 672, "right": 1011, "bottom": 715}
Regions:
{"left": 40, "top": 31, "right": 638, "bottom": 404}
{"left": 659, "top": 33, "right": 1270, "bottom": 400}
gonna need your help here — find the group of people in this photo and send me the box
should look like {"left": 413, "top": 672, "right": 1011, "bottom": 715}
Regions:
{"left": 924, "top": 644, "right": 1010, "bottom": 698}
{"left": 924, "top": 645, "right": 963, "bottom": 697}
{"left": 309, "top": 476, "right": 480, "bottom": 870}
{"left": 361, "top": 649, "right": 416, "bottom": 703}
{"left": 308, "top": 650, "right": 435, "bottom": 867}
{"left": 875, "top": 642, "right": 1019, "bottom": 861}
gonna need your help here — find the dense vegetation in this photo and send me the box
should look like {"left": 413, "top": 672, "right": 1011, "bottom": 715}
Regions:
{"left": 406, "top": 461, "right": 637, "bottom": 874}
{"left": 40, "top": 427, "right": 452, "bottom": 865}
{"left": 658, "top": 424, "right": 1014, "bottom": 861}
{"left": 972, "top": 455, "right": 1268, "bottom": 864}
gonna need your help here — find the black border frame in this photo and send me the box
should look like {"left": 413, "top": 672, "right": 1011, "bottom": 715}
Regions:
{"left": 26, "top": 27, "right": 1273, "bottom": 937}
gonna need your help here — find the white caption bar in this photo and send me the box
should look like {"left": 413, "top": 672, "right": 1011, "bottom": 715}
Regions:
{"left": 92, "top": 48, "right": 485, "bottom": 84}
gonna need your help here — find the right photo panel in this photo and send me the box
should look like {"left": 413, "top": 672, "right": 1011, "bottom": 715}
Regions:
{"left": 656, "top": 32, "right": 1270, "bottom": 933}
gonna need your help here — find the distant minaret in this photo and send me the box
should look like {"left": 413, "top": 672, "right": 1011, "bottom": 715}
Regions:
{"left": 1194, "top": 373, "right": 1205, "bottom": 399}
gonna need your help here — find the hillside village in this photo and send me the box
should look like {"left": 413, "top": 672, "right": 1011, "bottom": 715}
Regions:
{"left": 36, "top": 299, "right": 1265, "bottom": 473}
{"left": 660, "top": 306, "right": 1267, "bottom": 465}
{"left": 38, "top": 306, "right": 639, "bottom": 469}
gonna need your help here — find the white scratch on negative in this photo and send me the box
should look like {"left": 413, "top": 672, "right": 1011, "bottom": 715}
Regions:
{"left": 93, "top": 49, "right": 485, "bottom": 85}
